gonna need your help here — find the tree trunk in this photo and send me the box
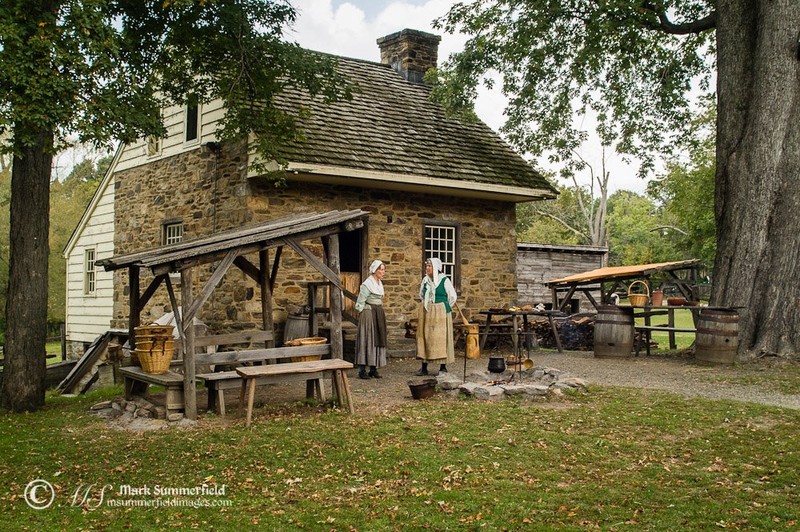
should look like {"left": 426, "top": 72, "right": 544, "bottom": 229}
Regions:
{"left": 1, "top": 128, "right": 53, "bottom": 411}
{"left": 714, "top": 0, "right": 800, "bottom": 358}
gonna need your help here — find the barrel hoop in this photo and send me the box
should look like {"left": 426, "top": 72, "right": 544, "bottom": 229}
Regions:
{"left": 595, "top": 319, "right": 633, "bottom": 325}
{"left": 696, "top": 327, "right": 738, "bottom": 337}
{"left": 698, "top": 313, "right": 739, "bottom": 323}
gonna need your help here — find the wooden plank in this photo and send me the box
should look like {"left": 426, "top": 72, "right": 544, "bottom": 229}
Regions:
{"left": 120, "top": 366, "right": 184, "bottom": 385}
{"left": 635, "top": 326, "right": 696, "bottom": 333}
{"left": 260, "top": 249, "right": 274, "bottom": 347}
{"left": 233, "top": 255, "right": 260, "bottom": 283}
{"left": 195, "top": 344, "right": 329, "bottom": 366}
{"left": 193, "top": 330, "right": 275, "bottom": 348}
{"left": 237, "top": 358, "right": 353, "bottom": 378}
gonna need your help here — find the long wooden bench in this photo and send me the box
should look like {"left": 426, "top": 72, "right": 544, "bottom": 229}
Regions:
{"left": 237, "top": 358, "right": 354, "bottom": 427}
{"left": 122, "top": 329, "right": 339, "bottom": 417}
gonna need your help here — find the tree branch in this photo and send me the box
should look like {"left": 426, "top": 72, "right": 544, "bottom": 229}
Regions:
{"left": 641, "top": 2, "right": 717, "bottom": 35}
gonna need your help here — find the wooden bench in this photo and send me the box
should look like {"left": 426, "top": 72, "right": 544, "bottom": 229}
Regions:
{"left": 237, "top": 358, "right": 354, "bottom": 427}
{"left": 119, "top": 366, "right": 185, "bottom": 415}
{"left": 122, "top": 329, "right": 337, "bottom": 417}
{"left": 196, "top": 343, "right": 332, "bottom": 417}
{"left": 634, "top": 325, "right": 697, "bottom": 356}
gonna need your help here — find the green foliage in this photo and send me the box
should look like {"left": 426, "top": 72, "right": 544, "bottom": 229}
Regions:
{"left": 606, "top": 190, "right": 680, "bottom": 265}
{"left": 0, "top": 387, "right": 798, "bottom": 528}
{"left": 647, "top": 106, "right": 716, "bottom": 268}
{"left": 0, "top": 1, "right": 352, "bottom": 159}
{"left": 47, "top": 156, "right": 109, "bottom": 323}
{"left": 432, "top": 0, "right": 716, "bottom": 176}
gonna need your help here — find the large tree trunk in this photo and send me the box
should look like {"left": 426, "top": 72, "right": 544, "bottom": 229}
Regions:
{"left": 714, "top": 0, "right": 800, "bottom": 358}
{"left": 0, "top": 128, "right": 53, "bottom": 411}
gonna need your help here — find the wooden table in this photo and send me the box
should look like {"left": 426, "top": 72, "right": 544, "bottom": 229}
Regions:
{"left": 237, "top": 359, "right": 354, "bottom": 426}
{"left": 478, "top": 310, "right": 565, "bottom": 355}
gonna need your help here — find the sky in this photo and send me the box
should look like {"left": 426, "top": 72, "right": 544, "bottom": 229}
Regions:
{"left": 288, "top": 0, "right": 650, "bottom": 194}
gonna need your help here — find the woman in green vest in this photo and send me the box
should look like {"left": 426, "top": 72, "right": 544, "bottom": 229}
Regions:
{"left": 415, "top": 257, "right": 457, "bottom": 376}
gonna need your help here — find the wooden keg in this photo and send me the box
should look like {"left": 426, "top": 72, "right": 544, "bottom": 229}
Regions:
{"left": 593, "top": 305, "right": 634, "bottom": 357}
{"left": 695, "top": 309, "right": 739, "bottom": 364}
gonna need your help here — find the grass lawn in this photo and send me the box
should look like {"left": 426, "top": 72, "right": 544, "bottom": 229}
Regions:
{"left": 635, "top": 308, "right": 697, "bottom": 352}
{"left": 0, "top": 385, "right": 797, "bottom": 529}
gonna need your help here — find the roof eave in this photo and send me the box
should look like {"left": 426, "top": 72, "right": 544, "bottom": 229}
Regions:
{"left": 260, "top": 163, "right": 556, "bottom": 203}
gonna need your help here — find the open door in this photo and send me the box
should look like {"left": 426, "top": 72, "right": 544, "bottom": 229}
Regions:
{"left": 338, "top": 227, "right": 365, "bottom": 316}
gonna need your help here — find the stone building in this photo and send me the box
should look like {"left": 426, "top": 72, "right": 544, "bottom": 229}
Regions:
{"left": 64, "top": 29, "right": 557, "bottom": 356}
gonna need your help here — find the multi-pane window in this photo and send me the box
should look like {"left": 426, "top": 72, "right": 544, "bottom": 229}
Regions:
{"left": 185, "top": 102, "right": 199, "bottom": 143}
{"left": 84, "top": 248, "right": 96, "bottom": 295}
{"left": 424, "top": 223, "right": 458, "bottom": 284}
{"left": 163, "top": 222, "right": 184, "bottom": 245}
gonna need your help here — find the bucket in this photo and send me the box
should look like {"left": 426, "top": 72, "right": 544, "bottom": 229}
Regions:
{"left": 695, "top": 309, "right": 739, "bottom": 364}
{"left": 651, "top": 288, "right": 664, "bottom": 307}
{"left": 593, "top": 305, "right": 634, "bottom": 357}
{"left": 284, "top": 314, "right": 310, "bottom": 345}
{"left": 465, "top": 324, "right": 480, "bottom": 359}
{"left": 408, "top": 378, "right": 437, "bottom": 400}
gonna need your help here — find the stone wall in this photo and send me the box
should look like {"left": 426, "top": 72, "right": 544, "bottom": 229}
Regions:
{"left": 111, "top": 145, "right": 521, "bottom": 355}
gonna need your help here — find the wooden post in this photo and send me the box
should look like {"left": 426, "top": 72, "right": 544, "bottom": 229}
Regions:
{"left": 181, "top": 267, "right": 197, "bottom": 420}
{"left": 324, "top": 234, "right": 343, "bottom": 361}
{"left": 259, "top": 250, "right": 274, "bottom": 347}
{"left": 128, "top": 266, "right": 140, "bottom": 348}
{"left": 60, "top": 323, "right": 66, "bottom": 361}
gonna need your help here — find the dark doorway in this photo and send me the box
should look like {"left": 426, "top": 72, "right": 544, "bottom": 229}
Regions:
{"left": 338, "top": 227, "right": 363, "bottom": 273}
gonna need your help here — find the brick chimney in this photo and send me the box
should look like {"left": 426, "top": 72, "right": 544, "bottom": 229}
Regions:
{"left": 376, "top": 29, "right": 441, "bottom": 84}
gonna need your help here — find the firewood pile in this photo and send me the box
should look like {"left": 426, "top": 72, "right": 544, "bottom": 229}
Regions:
{"left": 525, "top": 314, "right": 595, "bottom": 350}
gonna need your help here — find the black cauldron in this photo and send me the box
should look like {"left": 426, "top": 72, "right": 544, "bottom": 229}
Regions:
{"left": 487, "top": 356, "right": 506, "bottom": 373}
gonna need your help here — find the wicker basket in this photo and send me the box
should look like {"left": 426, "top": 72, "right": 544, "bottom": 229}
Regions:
{"left": 627, "top": 280, "right": 650, "bottom": 307}
{"left": 136, "top": 349, "right": 172, "bottom": 374}
{"left": 286, "top": 336, "right": 327, "bottom": 362}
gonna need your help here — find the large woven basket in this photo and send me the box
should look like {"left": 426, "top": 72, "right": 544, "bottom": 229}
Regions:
{"left": 133, "top": 325, "right": 175, "bottom": 373}
{"left": 627, "top": 280, "right": 650, "bottom": 307}
{"left": 136, "top": 345, "right": 172, "bottom": 374}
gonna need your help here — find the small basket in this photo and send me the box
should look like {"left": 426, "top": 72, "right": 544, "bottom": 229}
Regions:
{"left": 627, "top": 280, "right": 650, "bottom": 307}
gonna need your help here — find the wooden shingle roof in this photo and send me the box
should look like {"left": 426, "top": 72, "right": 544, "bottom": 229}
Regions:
{"left": 274, "top": 55, "right": 557, "bottom": 198}
{"left": 97, "top": 210, "right": 368, "bottom": 274}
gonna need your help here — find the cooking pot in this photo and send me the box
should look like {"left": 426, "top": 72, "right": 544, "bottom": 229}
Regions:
{"left": 488, "top": 356, "right": 506, "bottom": 373}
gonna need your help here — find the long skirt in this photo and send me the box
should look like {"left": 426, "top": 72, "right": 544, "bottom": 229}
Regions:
{"left": 356, "top": 305, "right": 387, "bottom": 368}
{"left": 416, "top": 302, "right": 455, "bottom": 364}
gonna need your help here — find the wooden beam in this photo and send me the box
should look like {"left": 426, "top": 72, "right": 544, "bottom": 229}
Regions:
{"left": 164, "top": 275, "right": 186, "bottom": 348}
{"left": 182, "top": 249, "right": 238, "bottom": 327}
{"left": 270, "top": 246, "right": 282, "bottom": 292}
{"left": 324, "top": 234, "right": 344, "bottom": 361}
{"left": 233, "top": 256, "right": 261, "bottom": 284}
{"left": 181, "top": 267, "right": 197, "bottom": 420}
{"left": 128, "top": 266, "right": 140, "bottom": 346}
{"left": 286, "top": 240, "right": 344, "bottom": 290}
{"left": 139, "top": 274, "right": 166, "bottom": 309}
{"left": 260, "top": 249, "right": 274, "bottom": 347}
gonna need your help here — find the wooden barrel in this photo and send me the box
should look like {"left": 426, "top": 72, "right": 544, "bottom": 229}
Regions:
{"left": 695, "top": 309, "right": 739, "bottom": 364}
{"left": 284, "top": 314, "right": 310, "bottom": 345}
{"left": 593, "top": 305, "right": 634, "bottom": 357}
{"left": 465, "top": 324, "right": 480, "bottom": 359}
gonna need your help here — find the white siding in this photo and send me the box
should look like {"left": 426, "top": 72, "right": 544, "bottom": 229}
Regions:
{"left": 65, "top": 181, "right": 116, "bottom": 343}
{"left": 115, "top": 100, "right": 224, "bottom": 172}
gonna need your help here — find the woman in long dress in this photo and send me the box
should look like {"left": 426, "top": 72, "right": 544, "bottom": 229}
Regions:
{"left": 415, "top": 257, "right": 457, "bottom": 376}
{"left": 355, "top": 260, "right": 387, "bottom": 379}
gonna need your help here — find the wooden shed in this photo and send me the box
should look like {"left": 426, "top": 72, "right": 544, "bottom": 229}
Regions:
{"left": 516, "top": 243, "right": 608, "bottom": 312}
